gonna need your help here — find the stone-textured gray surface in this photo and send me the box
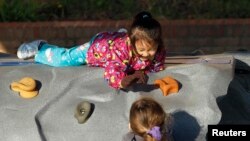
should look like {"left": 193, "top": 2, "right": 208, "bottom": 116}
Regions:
{"left": 0, "top": 53, "right": 249, "bottom": 141}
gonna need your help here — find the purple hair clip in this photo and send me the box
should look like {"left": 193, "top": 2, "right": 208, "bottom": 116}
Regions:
{"left": 147, "top": 126, "right": 162, "bottom": 141}
{"left": 143, "top": 14, "right": 149, "bottom": 18}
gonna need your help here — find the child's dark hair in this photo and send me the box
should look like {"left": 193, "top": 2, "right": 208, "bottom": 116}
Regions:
{"left": 128, "top": 11, "right": 164, "bottom": 54}
{"left": 129, "top": 97, "right": 170, "bottom": 141}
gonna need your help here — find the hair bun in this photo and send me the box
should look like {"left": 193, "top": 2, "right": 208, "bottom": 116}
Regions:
{"left": 135, "top": 11, "right": 152, "bottom": 21}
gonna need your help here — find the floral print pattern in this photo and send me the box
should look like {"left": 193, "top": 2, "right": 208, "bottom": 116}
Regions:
{"left": 87, "top": 32, "right": 166, "bottom": 89}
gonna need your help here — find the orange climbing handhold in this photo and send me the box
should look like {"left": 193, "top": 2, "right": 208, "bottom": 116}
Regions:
{"left": 154, "top": 76, "right": 179, "bottom": 96}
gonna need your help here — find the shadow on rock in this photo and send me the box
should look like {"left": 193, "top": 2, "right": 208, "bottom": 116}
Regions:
{"left": 172, "top": 111, "right": 201, "bottom": 141}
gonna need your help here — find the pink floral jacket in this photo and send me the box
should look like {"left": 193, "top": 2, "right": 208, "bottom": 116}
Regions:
{"left": 86, "top": 32, "right": 166, "bottom": 89}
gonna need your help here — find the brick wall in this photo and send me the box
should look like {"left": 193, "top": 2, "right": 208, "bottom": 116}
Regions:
{"left": 0, "top": 19, "right": 249, "bottom": 55}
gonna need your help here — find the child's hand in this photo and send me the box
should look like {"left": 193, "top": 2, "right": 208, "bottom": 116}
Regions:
{"left": 121, "top": 71, "right": 148, "bottom": 88}
{"left": 134, "top": 70, "right": 148, "bottom": 84}
{"left": 121, "top": 75, "right": 137, "bottom": 88}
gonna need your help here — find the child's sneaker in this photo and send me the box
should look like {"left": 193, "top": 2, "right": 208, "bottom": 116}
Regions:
{"left": 17, "top": 40, "right": 46, "bottom": 59}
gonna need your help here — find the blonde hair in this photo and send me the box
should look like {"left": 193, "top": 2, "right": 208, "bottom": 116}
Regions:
{"left": 129, "top": 97, "right": 171, "bottom": 141}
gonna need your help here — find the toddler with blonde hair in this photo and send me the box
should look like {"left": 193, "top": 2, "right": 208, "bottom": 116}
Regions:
{"left": 126, "top": 97, "right": 173, "bottom": 141}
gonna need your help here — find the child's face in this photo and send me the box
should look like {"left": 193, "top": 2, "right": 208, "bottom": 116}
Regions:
{"left": 135, "top": 40, "right": 158, "bottom": 61}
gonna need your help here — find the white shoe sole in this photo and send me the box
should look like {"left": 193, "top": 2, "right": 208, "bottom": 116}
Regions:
{"left": 17, "top": 43, "right": 26, "bottom": 59}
